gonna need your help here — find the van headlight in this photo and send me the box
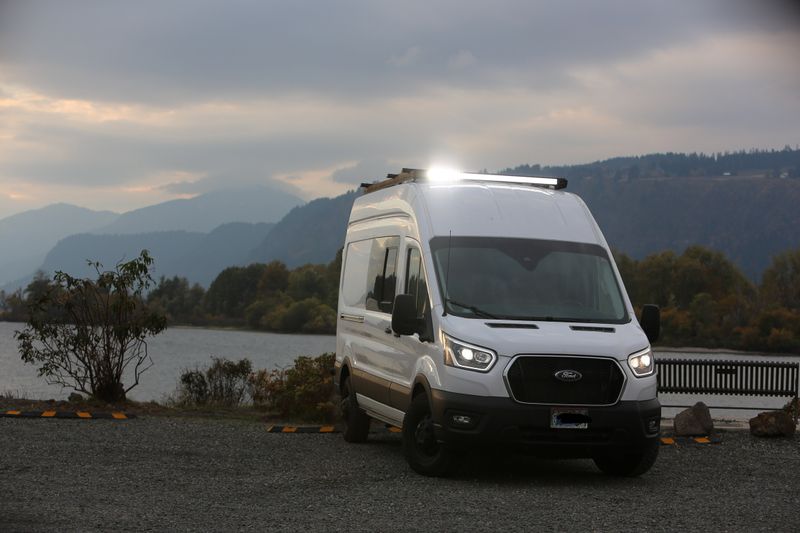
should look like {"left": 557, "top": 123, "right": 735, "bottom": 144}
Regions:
{"left": 443, "top": 334, "right": 496, "bottom": 372}
{"left": 628, "top": 347, "right": 654, "bottom": 377}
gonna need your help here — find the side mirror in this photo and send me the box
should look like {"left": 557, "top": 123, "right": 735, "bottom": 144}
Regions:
{"left": 392, "top": 294, "right": 421, "bottom": 336}
{"left": 640, "top": 304, "right": 660, "bottom": 344}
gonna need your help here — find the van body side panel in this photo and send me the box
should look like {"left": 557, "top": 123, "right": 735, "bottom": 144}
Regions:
{"left": 351, "top": 365, "right": 391, "bottom": 405}
{"left": 338, "top": 209, "right": 421, "bottom": 411}
{"left": 388, "top": 382, "right": 412, "bottom": 411}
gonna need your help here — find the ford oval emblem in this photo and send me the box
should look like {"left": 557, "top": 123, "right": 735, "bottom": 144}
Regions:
{"left": 554, "top": 369, "right": 582, "bottom": 382}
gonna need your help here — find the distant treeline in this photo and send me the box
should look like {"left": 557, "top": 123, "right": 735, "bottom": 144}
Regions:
{"left": 614, "top": 246, "right": 800, "bottom": 353}
{"left": 0, "top": 252, "right": 342, "bottom": 335}
{"left": 503, "top": 146, "right": 800, "bottom": 181}
{"left": 2, "top": 246, "right": 799, "bottom": 352}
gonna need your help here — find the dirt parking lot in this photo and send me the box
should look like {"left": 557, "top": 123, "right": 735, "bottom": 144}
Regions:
{"left": 1, "top": 417, "right": 798, "bottom": 532}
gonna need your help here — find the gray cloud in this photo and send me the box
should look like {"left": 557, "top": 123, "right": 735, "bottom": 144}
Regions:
{"left": 0, "top": 0, "right": 798, "bottom": 218}
{"left": 2, "top": 0, "right": 796, "bottom": 105}
{"left": 157, "top": 171, "right": 305, "bottom": 198}
{"left": 330, "top": 158, "right": 394, "bottom": 186}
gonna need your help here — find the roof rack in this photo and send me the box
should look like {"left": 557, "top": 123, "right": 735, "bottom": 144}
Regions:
{"left": 360, "top": 168, "right": 567, "bottom": 194}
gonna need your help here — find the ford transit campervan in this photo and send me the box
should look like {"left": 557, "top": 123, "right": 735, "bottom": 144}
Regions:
{"left": 335, "top": 168, "right": 661, "bottom": 477}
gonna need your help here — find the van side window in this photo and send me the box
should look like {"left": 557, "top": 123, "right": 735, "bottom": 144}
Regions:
{"left": 405, "top": 247, "right": 429, "bottom": 318}
{"left": 366, "top": 237, "right": 400, "bottom": 313}
{"left": 341, "top": 239, "right": 371, "bottom": 308}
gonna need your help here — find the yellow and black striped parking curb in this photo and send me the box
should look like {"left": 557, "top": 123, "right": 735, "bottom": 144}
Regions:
{"left": 266, "top": 425, "right": 402, "bottom": 434}
{"left": 0, "top": 410, "right": 134, "bottom": 420}
{"left": 660, "top": 435, "right": 721, "bottom": 446}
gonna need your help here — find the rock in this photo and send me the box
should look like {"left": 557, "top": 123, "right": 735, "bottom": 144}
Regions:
{"left": 68, "top": 393, "right": 84, "bottom": 403}
{"left": 673, "top": 402, "right": 714, "bottom": 436}
{"left": 783, "top": 397, "right": 799, "bottom": 420}
{"left": 749, "top": 410, "right": 796, "bottom": 438}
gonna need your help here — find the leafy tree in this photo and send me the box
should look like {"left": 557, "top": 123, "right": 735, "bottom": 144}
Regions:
{"left": 287, "top": 264, "right": 330, "bottom": 301}
{"left": 672, "top": 246, "right": 752, "bottom": 308}
{"left": 257, "top": 261, "right": 290, "bottom": 296}
{"left": 612, "top": 249, "right": 639, "bottom": 303}
{"left": 636, "top": 250, "right": 678, "bottom": 307}
{"left": 148, "top": 276, "right": 205, "bottom": 324}
{"left": 0, "top": 289, "right": 26, "bottom": 321}
{"left": 205, "top": 263, "right": 267, "bottom": 318}
{"left": 325, "top": 247, "right": 343, "bottom": 308}
{"left": 761, "top": 248, "right": 800, "bottom": 310}
{"left": 14, "top": 251, "right": 166, "bottom": 402}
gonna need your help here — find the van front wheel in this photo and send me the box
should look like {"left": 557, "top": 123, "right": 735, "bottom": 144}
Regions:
{"left": 402, "top": 394, "right": 454, "bottom": 477}
{"left": 341, "top": 375, "right": 370, "bottom": 443}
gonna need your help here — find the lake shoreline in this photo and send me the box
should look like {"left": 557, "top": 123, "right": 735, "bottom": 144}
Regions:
{"left": 4, "top": 320, "right": 797, "bottom": 357}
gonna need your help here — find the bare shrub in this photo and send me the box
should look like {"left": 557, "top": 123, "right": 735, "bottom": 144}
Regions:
{"left": 178, "top": 357, "right": 252, "bottom": 407}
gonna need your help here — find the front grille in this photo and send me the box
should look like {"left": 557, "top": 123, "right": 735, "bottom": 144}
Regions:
{"left": 505, "top": 356, "right": 625, "bottom": 405}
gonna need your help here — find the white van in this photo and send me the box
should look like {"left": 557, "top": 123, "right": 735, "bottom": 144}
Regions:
{"left": 335, "top": 168, "right": 661, "bottom": 477}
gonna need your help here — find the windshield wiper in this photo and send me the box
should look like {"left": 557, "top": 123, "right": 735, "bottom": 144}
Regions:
{"left": 445, "top": 299, "right": 499, "bottom": 319}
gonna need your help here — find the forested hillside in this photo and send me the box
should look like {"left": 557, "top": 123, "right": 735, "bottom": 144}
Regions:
{"left": 248, "top": 191, "right": 358, "bottom": 268}
{"left": 8, "top": 148, "right": 799, "bottom": 292}
{"left": 505, "top": 147, "right": 800, "bottom": 279}
{"left": 503, "top": 146, "right": 800, "bottom": 181}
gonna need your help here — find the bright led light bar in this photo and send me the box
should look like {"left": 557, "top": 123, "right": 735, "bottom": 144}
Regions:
{"left": 424, "top": 168, "right": 567, "bottom": 189}
{"left": 462, "top": 172, "right": 566, "bottom": 189}
{"left": 361, "top": 167, "right": 568, "bottom": 194}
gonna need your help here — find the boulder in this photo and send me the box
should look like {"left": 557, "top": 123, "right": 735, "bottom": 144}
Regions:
{"left": 673, "top": 402, "right": 714, "bottom": 436}
{"left": 749, "top": 410, "right": 796, "bottom": 438}
{"left": 783, "top": 397, "right": 799, "bottom": 420}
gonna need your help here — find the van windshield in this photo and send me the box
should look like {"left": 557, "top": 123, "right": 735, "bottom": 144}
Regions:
{"left": 430, "top": 237, "right": 629, "bottom": 323}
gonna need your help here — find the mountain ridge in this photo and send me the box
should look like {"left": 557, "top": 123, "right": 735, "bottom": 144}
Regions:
{"left": 0, "top": 203, "right": 119, "bottom": 287}
{"left": 96, "top": 186, "right": 303, "bottom": 234}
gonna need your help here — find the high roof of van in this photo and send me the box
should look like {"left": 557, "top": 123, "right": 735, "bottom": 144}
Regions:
{"left": 350, "top": 181, "right": 605, "bottom": 245}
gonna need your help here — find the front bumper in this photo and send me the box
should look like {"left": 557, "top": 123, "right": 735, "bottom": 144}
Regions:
{"left": 430, "top": 389, "right": 661, "bottom": 458}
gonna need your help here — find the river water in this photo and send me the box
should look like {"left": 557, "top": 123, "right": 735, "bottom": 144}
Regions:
{"left": 0, "top": 322, "right": 335, "bottom": 403}
{"left": 1, "top": 321, "right": 797, "bottom": 419}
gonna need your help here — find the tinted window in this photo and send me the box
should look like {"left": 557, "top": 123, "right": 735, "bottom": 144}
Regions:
{"left": 405, "top": 247, "right": 429, "bottom": 318}
{"left": 366, "top": 237, "right": 400, "bottom": 313}
{"left": 341, "top": 239, "right": 371, "bottom": 308}
{"left": 431, "top": 237, "right": 628, "bottom": 323}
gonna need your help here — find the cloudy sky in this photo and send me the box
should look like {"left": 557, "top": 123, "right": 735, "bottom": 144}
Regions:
{"left": 0, "top": 0, "right": 798, "bottom": 218}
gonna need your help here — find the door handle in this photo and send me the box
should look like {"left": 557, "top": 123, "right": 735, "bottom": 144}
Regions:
{"left": 384, "top": 327, "right": 393, "bottom": 335}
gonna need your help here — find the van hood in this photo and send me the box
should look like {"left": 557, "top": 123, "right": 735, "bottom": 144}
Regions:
{"left": 439, "top": 316, "right": 648, "bottom": 361}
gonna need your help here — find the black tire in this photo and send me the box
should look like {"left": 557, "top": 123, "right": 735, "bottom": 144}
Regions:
{"left": 402, "top": 393, "right": 454, "bottom": 477}
{"left": 593, "top": 439, "right": 659, "bottom": 477}
{"left": 341, "top": 375, "right": 370, "bottom": 443}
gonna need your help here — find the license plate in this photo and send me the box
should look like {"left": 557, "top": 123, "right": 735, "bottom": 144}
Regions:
{"left": 550, "top": 408, "right": 590, "bottom": 429}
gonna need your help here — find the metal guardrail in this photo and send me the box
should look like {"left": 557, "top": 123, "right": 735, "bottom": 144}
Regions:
{"left": 656, "top": 358, "right": 800, "bottom": 410}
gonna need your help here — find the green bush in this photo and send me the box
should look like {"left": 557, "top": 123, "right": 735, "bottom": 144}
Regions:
{"left": 250, "top": 352, "right": 336, "bottom": 421}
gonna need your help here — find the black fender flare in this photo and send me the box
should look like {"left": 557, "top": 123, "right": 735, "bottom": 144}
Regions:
{"left": 336, "top": 356, "right": 354, "bottom": 393}
{"left": 411, "top": 374, "right": 434, "bottom": 409}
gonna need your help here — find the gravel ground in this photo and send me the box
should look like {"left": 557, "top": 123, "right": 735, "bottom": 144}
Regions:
{"left": 0, "top": 417, "right": 798, "bottom": 532}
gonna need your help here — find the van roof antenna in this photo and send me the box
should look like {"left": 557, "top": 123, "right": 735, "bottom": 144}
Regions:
{"left": 443, "top": 230, "right": 452, "bottom": 317}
